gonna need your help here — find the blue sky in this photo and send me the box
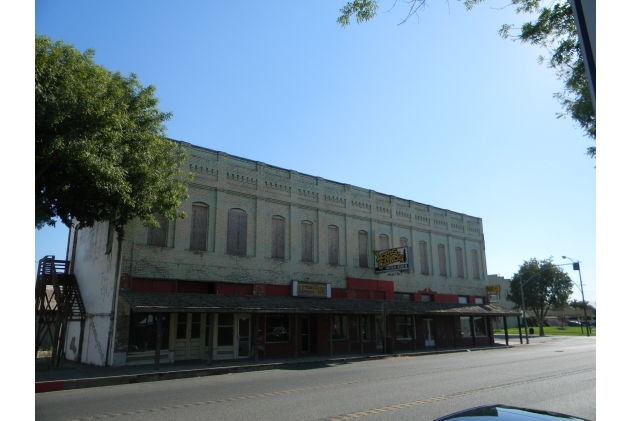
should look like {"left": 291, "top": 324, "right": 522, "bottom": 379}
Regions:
{"left": 34, "top": 0, "right": 596, "bottom": 305}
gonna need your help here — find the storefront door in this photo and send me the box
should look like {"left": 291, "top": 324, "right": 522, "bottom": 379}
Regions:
{"left": 237, "top": 315, "right": 251, "bottom": 358}
{"left": 174, "top": 313, "right": 204, "bottom": 360}
{"left": 301, "top": 316, "right": 310, "bottom": 353}
{"left": 424, "top": 318, "right": 435, "bottom": 347}
{"left": 375, "top": 316, "right": 384, "bottom": 350}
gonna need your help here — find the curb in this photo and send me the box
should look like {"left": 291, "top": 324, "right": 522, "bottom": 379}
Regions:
{"left": 35, "top": 345, "right": 512, "bottom": 393}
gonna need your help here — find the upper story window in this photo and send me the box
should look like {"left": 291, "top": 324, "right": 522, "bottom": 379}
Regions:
{"left": 458, "top": 296, "right": 468, "bottom": 304}
{"left": 271, "top": 216, "right": 285, "bottom": 259}
{"left": 475, "top": 297, "right": 484, "bottom": 305}
{"left": 379, "top": 234, "right": 389, "bottom": 250}
{"left": 227, "top": 208, "right": 247, "bottom": 256}
{"left": 438, "top": 244, "right": 447, "bottom": 276}
{"left": 358, "top": 231, "right": 368, "bottom": 268}
{"left": 328, "top": 225, "right": 339, "bottom": 265}
{"left": 471, "top": 249, "right": 480, "bottom": 279}
{"left": 301, "top": 221, "right": 313, "bottom": 262}
{"left": 419, "top": 241, "right": 429, "bottom": 275}
{"left": 147, "top": 214, "right": 168, "bottom": 247}
{"left": 190, "top": 203, "right": 209, "bottom": 251}
{"left": 455, "top": 247, "right": 464, "bottom": 278}
{"left": 399, "top": 237, "right": 408, "bottom": 247}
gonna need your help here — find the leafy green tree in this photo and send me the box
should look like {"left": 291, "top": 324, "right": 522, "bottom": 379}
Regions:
{"left": 508, "top": 258, "right": 573, "bottom": 336}
{"left": 336, "top": 0, "right": 595, "bottom": 158}
{"left": 36, "top": 35, "right": 191, "bottom": 238}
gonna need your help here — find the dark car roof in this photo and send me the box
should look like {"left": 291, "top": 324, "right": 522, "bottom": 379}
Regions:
{"left": 434, "top": 404, "right": 590, "bottom": 421}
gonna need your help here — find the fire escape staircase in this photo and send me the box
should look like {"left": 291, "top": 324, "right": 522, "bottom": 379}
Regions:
{"left": 35, "top": 256, "right": 86, "bottom": 366}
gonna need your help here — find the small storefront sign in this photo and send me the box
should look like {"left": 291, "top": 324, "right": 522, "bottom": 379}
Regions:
{"left": 291, "top": 281, "right": 331, "bottom": 298}
{"left": 486, "top": 285, "right": 501, "bottom": 293}
{"left": 373, "top": 246, "right": 413, "bottom": 274}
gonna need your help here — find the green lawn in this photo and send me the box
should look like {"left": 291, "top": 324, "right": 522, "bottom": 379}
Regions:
{"left": 494, "top": 326, "right": 595, "bottom": 337}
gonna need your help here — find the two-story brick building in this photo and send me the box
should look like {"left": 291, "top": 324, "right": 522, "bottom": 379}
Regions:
{"left": 59, "top": 141, "right": 518, "bottom": 366}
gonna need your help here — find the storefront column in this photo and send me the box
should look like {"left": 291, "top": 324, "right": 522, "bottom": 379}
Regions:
{"left": 452, "top": 316, "right": 458, "bottom": 349}
{"left": 503, "top": 316, "right": 509, "bottom": 346}
{"left": 253, "top": 314, "right": 258, "bottom": 362}
{"left": 154, "top": 312, "right": 162, "bottom": 369}
{"left": 207, "top": 313, "right": 214, "bottom": 366}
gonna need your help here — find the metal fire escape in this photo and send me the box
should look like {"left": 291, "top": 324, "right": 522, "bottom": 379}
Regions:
{"left": 35, "top": 256, "right": 86, "bottom": 366}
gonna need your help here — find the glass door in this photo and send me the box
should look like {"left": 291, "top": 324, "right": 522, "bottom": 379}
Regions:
{"left": 424, "top": 318, "right": 435, "bottom": 347}
{"left": 237, "top": 316, "right": 251, "bottom": 358}
{"left": 375, "top": 316, "right": 384, "bottom": 350}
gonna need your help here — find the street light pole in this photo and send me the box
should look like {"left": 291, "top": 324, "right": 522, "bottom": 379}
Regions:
{"left": 562, "top": 256, "right": 589, "bottom": 337}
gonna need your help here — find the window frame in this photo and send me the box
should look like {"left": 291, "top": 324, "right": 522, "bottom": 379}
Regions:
{"left": 395, "top": 315, "right": 413, "bottom": 340}
{"left": 455, "top": 247, "right": 464, "bottom": 278}
{"left": 328, "top": 225, "right": 339, "bottom": 265}
{"left": 438, "top": 244, "right": 447, "bottom": 276}
{"left": 227, "top": 208, "right": 247, "bottom": 256}
{"left": 331, "top": 315, "right": 347, "bottom": 340}
{"left": 419, "top": 241, "right": 429, "bottom": 275}
{"left": 190, "top": 202, "right": 209, "bottom": 251}
{"left": 358, "top": 230, "right": 369, "bottom": 268}
{"left": 301, "top": 221, "right": 314, "bottom": 262}
{"left": 271, "top": 216, "right": 285, "bottom": 259}
{"left": 460, "top": 316, "right": 472, "bottom": 338}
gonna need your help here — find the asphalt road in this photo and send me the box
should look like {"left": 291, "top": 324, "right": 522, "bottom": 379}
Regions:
{"left": 36, "top": 336, "right": 596, "bottom": 421}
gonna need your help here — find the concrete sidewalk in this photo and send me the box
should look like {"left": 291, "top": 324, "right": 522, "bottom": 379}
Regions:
{"left": 36, "top": 340, "right": 521, "bottom": 394}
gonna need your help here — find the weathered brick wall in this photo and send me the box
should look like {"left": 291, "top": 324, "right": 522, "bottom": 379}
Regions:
{"left": 120, "top": 144, "right": 488, "bottom": 297}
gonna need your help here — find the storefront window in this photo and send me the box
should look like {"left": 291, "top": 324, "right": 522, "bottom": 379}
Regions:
{"left": 360, "top": 316, "right": 371, "bottom": 341}
{"left": 460, "top": 316, "right": 472, "bottom": 337}
{"left": 266, "top": 315, "right": 290, "bottom": 343}
{"left": 128, "top": 312, "right": 170, "bottom": 353}
{"left": 395, "top": 316, "right": 413, "bottom": 339}
{"left": 217, "top": 313, "right": 234, "bottom": 346}
{"left": 474, "top": 317, "right": 487, "bottom": 336}
{"left": 332, "top": 315, "right": 347, "bottom": 340}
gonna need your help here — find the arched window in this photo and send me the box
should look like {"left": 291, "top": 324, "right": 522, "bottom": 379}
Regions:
{"left": 358, "top": 231, "right": 368, "bottom": 268}
{"left": 190, "top": 203, "right": 209, "bottom": 251}
{"left": 148, "top": 214, "right": 168, "bottom": 247}
{"left": 379, "top": 234, "right": 389, "bottom": 250}
{"left": 419, "top": 241, "right": 429, "bottom": 275}
{"left": 399, "top": 237, "right": 408, "bottom": 247}
{"left": 456, "top": 247, "right": 464, "bottom": 278}
{"left": 438, "top": 244, "right": 447, "bottom": 276}
{"left": 271, "top": 216, "right": 285, "bottom": 259}
{"left": 471, "top": 249, "right": 480, "bottom": 279}
{"left": 301, "top": 221, "right": 313, "bottom": 262}
{"left": 328, "top": 225, "right": 339, "bottom": 265}
{"left": 227, "top": 208, "right": 247, "bottom": 256}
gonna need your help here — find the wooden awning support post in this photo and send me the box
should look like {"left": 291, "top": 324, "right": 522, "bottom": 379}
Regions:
{"left": 452, "top": 316, "right": 458, "bottom": 349}
{"left": 503, "top": 316, "right": 509, "bottom": 346}
{"left": 517, "top": 316, "right": 523, "bottom": 344}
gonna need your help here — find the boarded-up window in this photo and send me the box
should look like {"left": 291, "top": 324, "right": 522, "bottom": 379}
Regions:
{"left": 379, "top": 234, "right": 389, "bottom": 250}
{"left": 328, "top": 225, "right": 339, "bottom": 265}
{"left": 471, "top": 249, "right": 480, "bottom": 279}
{"left": 147, "top": 214, "right": 168, "bottom": 247}
{"left": 227, "top": 208, "right": 247, "bottom": 256}
{"left": 438, "top": 244, "right": 447, "bottom": 276}
{"left": 419, "top": 241, "right": 429, "bottom": 275}
{"left": 456, "top": 247, "right": 464, "bottom": 278}
{"left": 271, "top": 216, "right": 285, "bottom": 259}
{"left": 399, "top": 237, "right": 408, "bottom": 247}
{"left": 190, "top": 203, "right": 209, "bottom": 251}
{"left": 301, "top": 221, "right": 313, "bottom": 262}
{"left": 358, "top": 231, "right": 368, "bottom": 268}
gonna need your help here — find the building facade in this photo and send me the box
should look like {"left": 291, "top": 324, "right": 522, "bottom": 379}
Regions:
{"left": 60, "top": 142, "right": 517, "bottom": 366}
